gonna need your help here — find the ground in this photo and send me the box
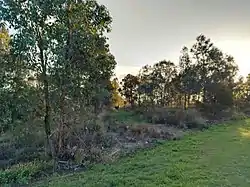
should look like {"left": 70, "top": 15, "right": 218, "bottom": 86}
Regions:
{"left": 36, "top": 119, "right": 250, "bottom": 187}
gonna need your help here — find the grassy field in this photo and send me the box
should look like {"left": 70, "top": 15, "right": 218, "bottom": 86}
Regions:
{"left": 38, "top": 119, "right": 250, "bottom": 187}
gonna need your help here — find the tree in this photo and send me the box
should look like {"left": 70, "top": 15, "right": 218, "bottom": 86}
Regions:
{"left": 110, "top": 78, "right": 125, "bottom": 108}
{"left": 137, "top": 65, "right": 155, "bottom": 105}
{"left": 190, "top": 35, "right": 238, "bottom": 110}
{"left": 137, "top": 61, "right": 177, "bottom": 107}
{"left": 190, "top": 34, "right": 214, "bottom": 103}
{"left": 0, "top": 25, "right": 12, "bottom": 132}
{"left": 0, "top": 25, "right": 9, "bottom": 52}
{"left": 119, "top": 74, "right": 139, "bottom": 106}
{"left": 0, "top": 0, "right": 61, "bottom": 153}
{"left": 0, "top": 25, "right": 10, "bottom": 89}
{"left": 49, "top": 0, "right": 116, "bottom": 153}
{"left": 0, "top": 0, "right": 116, "bottom": 155}
{"left": 234, "top": 74, "right": 250, "bottom": 109}
{"left": 151, "top": 60, "right": 177, "bottom": 106}
{"left": 178, "top": 47, "right": 200, "bottom": 109}
{"left": 0, "top": 25, "right": 41, "bottom": 134}
{"left": 246, "top": 74, "right": 250, "bottom": 97}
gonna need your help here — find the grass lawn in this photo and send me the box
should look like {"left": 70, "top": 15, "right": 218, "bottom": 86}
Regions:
{"left": 38, "top": 119, "right": 250, "bottom": 187}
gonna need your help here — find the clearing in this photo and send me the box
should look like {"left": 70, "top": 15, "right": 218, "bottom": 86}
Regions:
{"left": 38, "top": 119, "right": 250, "bottom": 187}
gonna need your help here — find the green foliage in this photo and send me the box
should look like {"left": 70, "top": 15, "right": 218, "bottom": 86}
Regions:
{"left": 234, "top": 74, "right": 250, "bottom": 110}
{"left": 0, "top": 124, "right": 45, "bottom": 170}
{"left": 190, "top": 35, "right": 238, "bottom": 106}
{"left": 136, "top": 61, "right": 178, "bottom": 106}
{"left": 118, "top": 34, "right": 240, "bottom": 112}
{"left": 178, "top": 46, "right": 200, "bottom": 109}
{"left": 0, "top": 86, "right": 42, "bottom": 132}
{"left": 206, "top": 83, "right": 234, "bottom": 108}
{"left": 0, "top": 0, "right": 116, "bottom": 161}
{"left": 119, "top": 74, "right": 139, "bottom": 106}
{"left": 0, "top": 161, "right": 53, "bottom": 185}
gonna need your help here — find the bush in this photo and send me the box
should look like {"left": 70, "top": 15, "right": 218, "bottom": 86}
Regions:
{"left": 142, "top": 107, "right": 181, "bottom": 126}
{"left": 183, "top": 109, "right": 207, "bottom": 129}
{"left": 130, "top": 124, "right": 172, "bottom": 139}
{"left": 102, "top": 112, "right": 123, "bottom": 132}
{"left": 215, "top": 108, "right": 248, "bottom": 121}
{"left": 139, "top": 107, "right": 207, "bottom": 129}
{"left": 0, "top": 124, "right": 45, "bottom": 170}
{"left": 230, "top": 111, "right": 247, "bottom": 121}
{"left": 50, "top": 108, "right": 117, "bottom": 166}
{"left": 242, "top": 107, "right": 250, "bottom": 116}
{"left": 0, "top": 161, "right": 53, "bottom": 185}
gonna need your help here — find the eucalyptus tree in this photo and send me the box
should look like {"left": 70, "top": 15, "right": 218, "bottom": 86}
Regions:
{"left": 0, "top": 0, "right": 116, "bottom": 154}
{"left": 0, "top": 0, "right": 62, "bottom": 152}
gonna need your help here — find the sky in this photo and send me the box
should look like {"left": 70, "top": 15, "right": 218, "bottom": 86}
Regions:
{"left": 97, "top": 0, "right": 250, "bottom": 79}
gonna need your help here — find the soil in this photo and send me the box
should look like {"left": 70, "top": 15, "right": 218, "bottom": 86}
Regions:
{"left": 105, "top": 123, "right": 186, "bottom": 160}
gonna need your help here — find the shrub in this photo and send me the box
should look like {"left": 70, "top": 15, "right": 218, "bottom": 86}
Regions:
{"left": 0, "top": 124, "right": 45, "bottom": 170}
{"left": 183, "top": 109, "right": 207, "bottom": 129}
{"left": 50, "top": 108, "right": 116, "bottom": 167}
{"left": 0, "top": 161, "right": 53, "bottom": 185}
{"left": 215, "top": 108, "right": 247, "bottom": 121}
{"left": 130, "top": 124, "right": 172, "bottom": 139}
{"left": 102, "top": 112, "right": 123, "bottom": 132}
{"left": 143, "top": 107, "right": 182, "bottom": 126}
{"left": 242, "top": 107, "right": 250, "bottom": 116}
{"left": 230, "top": 111, "right": 247, "bottom": 121}
{"left": 139, "top": 107, "right": 207, "bottom": 129}
{"left": 110, "top": 109, "right": 145, "bottom": 123}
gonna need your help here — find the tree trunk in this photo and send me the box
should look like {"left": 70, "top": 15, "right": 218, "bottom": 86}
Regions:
{"left": 37, "top": 24, "right": 53, "bottom": 158}
{"left": 203, "top": 87, "right": 207, "bottom": 104}
{"left": 187, "top": 94, "right": 190, "bottom": 108}
{"left": 138, "top": 93, "right": 141, "bottom": 106}
{"left": 161, "top": 91, "right": 164, "bottom": 107}
{"left": 39, "top": 42, "right": 51, "bottom": 156}
{"left": 58, "top": 1, "right": 73, "bottom": 154}
{"left": 184, "top": 93, "right": 187, "bottom": 110}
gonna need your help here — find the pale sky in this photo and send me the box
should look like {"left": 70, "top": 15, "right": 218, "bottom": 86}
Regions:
{"left": 98, "top": 0, "right": 250, "bottom": 79}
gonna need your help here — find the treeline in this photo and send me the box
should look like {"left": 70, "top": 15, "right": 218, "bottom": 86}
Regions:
{"left": 116, "top": 35, "right": 250, "bottom": 116}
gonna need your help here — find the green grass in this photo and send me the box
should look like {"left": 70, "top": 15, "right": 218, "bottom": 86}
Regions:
{"left": 38, "top": 119, "right": 250, "bottom": 187}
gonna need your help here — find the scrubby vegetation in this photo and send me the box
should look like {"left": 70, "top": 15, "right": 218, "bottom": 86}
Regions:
{"left": 0, "top": 0, "right": 250, "bottom": 186}
{"left": 38, "top": 119, "right": 250, "bottom": 187}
